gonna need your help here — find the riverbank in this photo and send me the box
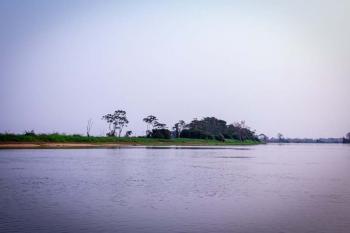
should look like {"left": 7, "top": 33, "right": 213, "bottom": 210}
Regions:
{"left": 0, "top": 134, "right": 260, "bottom": 149}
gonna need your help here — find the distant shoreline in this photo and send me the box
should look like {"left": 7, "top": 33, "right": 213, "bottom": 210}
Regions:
{"left": 0, "top": 135, "right": 261, "bottom": 149}
{"left": 0, "top": 141, "right": 261, "bottom": 149}
{"left": 0, "top": 142, "right": 132, "bottom": 149}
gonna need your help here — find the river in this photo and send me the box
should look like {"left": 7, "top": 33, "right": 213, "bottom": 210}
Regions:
{"left": 0, "top": 144, "right": 349, "bottom": 233}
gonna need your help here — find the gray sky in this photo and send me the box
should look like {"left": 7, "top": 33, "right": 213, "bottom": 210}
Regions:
{"left": 0, "top": 0, "right": 349, "bottom": 138}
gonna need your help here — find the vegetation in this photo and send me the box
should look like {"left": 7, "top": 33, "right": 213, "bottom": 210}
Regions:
{"left": 142, "top": 115, "right": 172, "bottom": 139}
{"left": 343, "top": 132, "right": 350, "bottom": 143}
{"left": 0, "top": 133, "right": 260, "bottom": 146}
{"left": 125, "top": 130, "right": 133, "bottom": 137}
{"left": 143, "top": 115, "right": 158, "bottom": 135}
{"left": 3, "top": 109, "right": 348, "bottom": 145}
{"left": 148, "top": 129, "right": 171, "bottom": 139}
{"left": 102, "top": 110, "right": 129, "bottom": 137}
{"left": 172, "top": 120, "right": 186, "bottom": 138}
{"left": 0, "top": 109, "right": 263, "bottom": 146}
{"left": 86, "top": 119, "right": 93, "bottom": 137}
{"left": 101, "top": 110, "right": 259, "bottom": 142}
{"left": 180, "top": 118, "right": 258, "bottom": 141}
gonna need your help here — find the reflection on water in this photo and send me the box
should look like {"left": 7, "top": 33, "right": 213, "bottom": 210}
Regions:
{"left": 0, "top": 144, "right": 350, "bottom": 233}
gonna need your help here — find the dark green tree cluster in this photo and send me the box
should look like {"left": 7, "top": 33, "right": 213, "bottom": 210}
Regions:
{"left": 180, "top": 118, "right": 258, "bottom": 141}
{"left": 102, "top": 110, "right": 258, "bottom": 141}
{"left": 143, "top": 115, "right": 171, "bottom": 139}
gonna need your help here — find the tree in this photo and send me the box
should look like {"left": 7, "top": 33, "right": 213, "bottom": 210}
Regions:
{"left": 102, "top": 110, "right": 129, "bottom": 137}
{"left": 143, "top": 117, "right": 170, "bottom": 139}
{"left": 181, "top": 117, "right": 257, "bottom": 141}
{"left": 24, "top": 130, "right": 36, "bottom": 136}
{"left": 143, "top": 115, "right": 158, "bottom": 135}
{"left": 233, "top": 121, "right": 251, "bottom": 141}
{"left": 86, "top": 119, "right": 93, "bottom": 137}
{"left": 125, "top": 130, "right": 132, "bottom": 137}
{"left": 277, "top": 133, "right": 284, "bottom": 142}
{"left": 149, "top": 128, "right": 171, "bottom": 139}
{"left": 187, "top": 117, "right": 227, "bottom": 136}
{"left": 154, "top": 121, "right": 167, "bottom": 129}
{"left": 149, "top": 121, "right": 168, "bottom": 138}
{"left": 173, "top": 120, "right": 186, "bottom": 138}
{"left": 258, "top": 134, "right": 268, "bottom": 143}
{"left": 344, "top": 132, "right": 350, "bottom": 143}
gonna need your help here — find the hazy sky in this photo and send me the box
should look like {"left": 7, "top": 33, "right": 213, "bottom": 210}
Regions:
{"left": 0, "top": 0, "right": 349, "bottom": 138}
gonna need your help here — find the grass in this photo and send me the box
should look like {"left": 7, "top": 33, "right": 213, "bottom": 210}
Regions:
{"left": 0, "top": 133, "right": 261, "bottom": 146}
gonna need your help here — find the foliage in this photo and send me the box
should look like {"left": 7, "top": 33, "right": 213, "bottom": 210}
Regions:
{"left": 102, "top": 110, "right": 129, "bottom": 137}
{"left": 125, "top": 131, "right": 132, "bottom": 137}
{"left": 180, "top": 117, "right": 258, "bottom": 141}
{"left": 143, "top": 115, "right": 158, "bottom": 135}
{"left": 148, "top": 129, "right": 171, "bottom": 139}
{"left": 215, "top": 134, "right": 225, "bottom": 142}
{"left": 187, "top": 117, "right": 227, "bottom": 136}
{"left": 226, "top": 121, "right": 257, "bottom": 141}
{"left": 154, "top": 121, "right": 167, "bottom": 129}
{"left": 0, "top": 133, "right": 260, "bottom": 145}
{"left": 1, "top": 115, "right": 260, "bottom": 144}
{"left": 143, "top": 115, "right": 169, "bottom": 137}
{"left": 180, "top": 129, "right": 214, "bottom": 139}
{"left": 24, "top": 130, "right": 36, "bottom": 136}
{"left": 173, "top": 120, "right": 186, "bottom": 138}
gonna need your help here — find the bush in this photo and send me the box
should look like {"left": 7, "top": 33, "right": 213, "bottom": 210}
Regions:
{"left": 149, "top": 129, "right": 171, "bottom": 139}
{"left": 180, "top": 129, "right": 213, "bottom": 140}
{"left": 106, "top": 131, "right": 115, "bottom": 137}
{"left": 215, "top": 134, "right": 225, "bottom": 142}
{"left": 24, "top": 130, "right": 36, "bottom": 136}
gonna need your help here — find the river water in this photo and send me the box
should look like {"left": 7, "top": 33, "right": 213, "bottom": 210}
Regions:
{"left": 0, "top": 144, "right": 349, "bottom": 233}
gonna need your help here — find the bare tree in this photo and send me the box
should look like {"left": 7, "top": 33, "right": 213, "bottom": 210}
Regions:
{"left": 86, "top": 119, "right": 93, "bottom": 137}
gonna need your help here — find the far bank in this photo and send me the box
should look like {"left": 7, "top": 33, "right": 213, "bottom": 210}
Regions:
{"left": 0, "top": 134, "right": 261, "bottom": 149}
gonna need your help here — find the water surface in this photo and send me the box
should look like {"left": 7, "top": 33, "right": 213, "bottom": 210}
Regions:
{"left": 1, "top": 144, "right": 350, "bottom": 233}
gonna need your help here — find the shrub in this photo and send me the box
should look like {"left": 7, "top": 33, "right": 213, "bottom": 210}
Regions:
{"left": 215, "top": 134, "right": 225, "bottom": 142}
{"left": 149, "top": 129, "right": 171, "bottom": 139}
{"left": 24, "top": 130, "right": 36, "bottom": 136}
{"left": 180, "top": 129, "right": 213, "bottom": 140}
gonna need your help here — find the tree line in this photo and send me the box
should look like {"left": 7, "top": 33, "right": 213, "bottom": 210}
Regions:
{"left": 101, "top": 109, "right": 259, "bottom": 142}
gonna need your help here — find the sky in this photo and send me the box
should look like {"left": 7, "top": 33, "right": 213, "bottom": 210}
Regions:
{"left": 0, "top": 0, "right": 349, "bottom": 138}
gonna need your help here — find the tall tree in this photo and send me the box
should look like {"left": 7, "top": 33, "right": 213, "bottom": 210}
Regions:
{"left": 143, "top": 115, "right": 158, "bottom": 135}
{"left": 277, "top": 133, "right": 284, "bottom": 142}
{"left": 173, "top": 120, "right": 186, "bottom": 138}
{"left": 154, "top": 121, "right": 167, "bottom": 129}
{"left": 233, "top": 121, "right": 247, "bottom": 141}
{"left": 102, "top": 110, "right": 129, "bottom": 137}
{"left": 150, "top": 121, "right": 170, "bottom": 139}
